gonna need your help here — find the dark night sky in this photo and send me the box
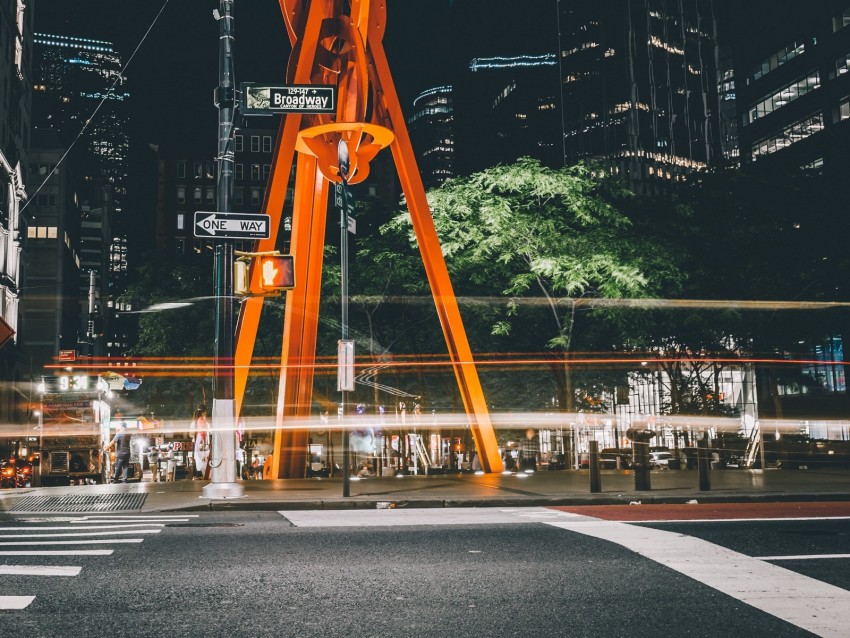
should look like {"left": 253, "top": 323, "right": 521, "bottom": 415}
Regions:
{"left": 35, "top": 0, "right": 453, "bottom": 153}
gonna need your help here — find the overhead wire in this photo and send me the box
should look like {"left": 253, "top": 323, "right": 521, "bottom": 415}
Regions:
{"left": 21, "top": 0, "right": 172, "bottom": 214}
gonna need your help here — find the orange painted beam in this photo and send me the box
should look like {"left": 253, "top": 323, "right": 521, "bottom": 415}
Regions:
{"left": 234, "top": 0, "right": 325, "bottom": 420}
{"left": 366, "top": 23, "right": 504, "bottom": 474}
{"left": 274, "top": 156, "right": 329, "bottom": 479}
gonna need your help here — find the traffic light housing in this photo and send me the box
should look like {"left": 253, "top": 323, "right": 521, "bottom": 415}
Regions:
{"left": 233, "top": 252, "right": 295, "bottom": 296}
{"left": 257, "top": 255, "right": 295, "bottom": 291}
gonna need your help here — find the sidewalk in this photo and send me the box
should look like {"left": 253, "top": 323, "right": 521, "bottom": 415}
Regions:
{"left": 2, "top": 468, "right": 850, "bottom": 514}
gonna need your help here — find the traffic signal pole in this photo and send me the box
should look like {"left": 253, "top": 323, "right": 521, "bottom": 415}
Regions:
{"left": 204, "top": 0, "right": 244, "bottom": 499}
{"left": 339, "top": 140, "right": 351, "bottom": 498}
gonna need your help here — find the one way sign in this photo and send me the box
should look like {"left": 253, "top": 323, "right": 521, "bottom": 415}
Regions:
{"left": 194, "top": 211, "right": 271, "bottom": 239}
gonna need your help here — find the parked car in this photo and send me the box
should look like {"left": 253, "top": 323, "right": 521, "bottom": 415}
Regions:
{"left": 649, "top": 451, "right": 674, "bottom": 469}
{"left": 599, "top": 449, "right": 632, "bottom": 469}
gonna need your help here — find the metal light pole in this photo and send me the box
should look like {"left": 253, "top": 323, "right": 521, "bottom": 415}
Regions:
{"left": 204, "top": 0, "right": 244, "bottom": 498}
{"left": 338, "top": 140, "right": 352, "bottom": 498}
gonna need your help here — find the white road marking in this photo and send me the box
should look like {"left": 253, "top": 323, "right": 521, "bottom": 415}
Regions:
{"left": 0, "top": 529, "right": 160, "bottom": 539}
{"left": 0, "top": 550, "right": 113, "bottom": 556}
{"left": 547, "top": 518, "right": 850, "bottom": 638}
{"left": 0, "top": 595, "right": 35, "bottom": 610}
{"left": 74, "top": 515, "right": 199, "bottom": 521}
{"left": 0, "top": 539, "right": 144, "bottom": 546}
{"left": 280, "top": 507, "right": 558, "bottom": 527}
{"left": 0, "top": 524, "right": 164, "bottom": 531}
{"left": 622, "top": 516, "right": 850, "bottom": 524}
{"left": 756, "top": 554, "right": 850, "bottom": 561}
{"left": 69, "top": 519, "right": 188, "bottom": 524}
{"left": 0, "top": 565, "right": 81, "bottom": 576}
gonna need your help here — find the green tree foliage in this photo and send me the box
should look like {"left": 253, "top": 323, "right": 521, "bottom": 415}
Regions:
{"left": 383, "top": 158, "right": 675, "bottom": 410}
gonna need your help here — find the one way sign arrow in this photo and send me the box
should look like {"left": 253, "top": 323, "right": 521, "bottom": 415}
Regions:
{"left": 194, "top": 211, "right": 271, "bottom": 239}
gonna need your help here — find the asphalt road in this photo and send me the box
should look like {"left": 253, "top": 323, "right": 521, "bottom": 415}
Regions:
{"left": 2, "top": 505, "right": 849, "bottom": 637}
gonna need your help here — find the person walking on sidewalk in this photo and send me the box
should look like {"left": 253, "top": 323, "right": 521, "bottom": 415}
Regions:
{"left": 104, "top": 421, "right": 132, "bottom": 483}
{"left": 147, "top": 445, "right": 161, "bottom": 482}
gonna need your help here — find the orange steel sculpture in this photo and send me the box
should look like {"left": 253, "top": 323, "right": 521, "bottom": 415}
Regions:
{"left": 234, "top": 0, "right": 504, "bottom": 477}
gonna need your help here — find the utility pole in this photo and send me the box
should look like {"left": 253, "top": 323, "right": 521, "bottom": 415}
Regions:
{"left": 338, "top": 140, "right": 352, "bottom": 498}
{"left": 203, "top": 0, "right": 244, "bottom": 498}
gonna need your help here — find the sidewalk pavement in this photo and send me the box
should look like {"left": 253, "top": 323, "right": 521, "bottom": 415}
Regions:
{"left": 2, "top": 468, "right": 850, "bottom": 514}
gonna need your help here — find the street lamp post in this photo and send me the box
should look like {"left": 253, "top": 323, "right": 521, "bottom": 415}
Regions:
{"left": 203, "top": 0, "right": 243, "bottom": 499}
{"left": 338, "top": 140, "right": 352, "bottom": 498}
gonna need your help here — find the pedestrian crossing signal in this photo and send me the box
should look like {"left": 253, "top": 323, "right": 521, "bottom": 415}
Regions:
{"left": 257, "top": 255, "right": 295, "bottom": 291}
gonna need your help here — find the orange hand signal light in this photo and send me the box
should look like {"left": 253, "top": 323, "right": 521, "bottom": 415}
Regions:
{"left": 257, "top": 255, "right": 295, "bottom": 291}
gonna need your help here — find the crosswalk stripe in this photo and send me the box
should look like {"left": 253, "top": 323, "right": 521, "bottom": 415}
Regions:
{"left": 547, "top": 518, "right": 850, "bottom": 638}
{"left": 69, "top": 519, "right": 187, "bottom": 524}
{"left": 0, "top": 565, "right": 81, "bottom": 576}
{"left": 756, "top": 553, "right": 850, "bottom": 561}
{"left": 0, "top": 550, "right": 113, "bottom": 556}
{"left": 0, "top": 529, "right": 160, "bottom": 539}
{"left": 0, "top": 595, "right": 35, "bottom": 610}
{"left": 0, "top": 524, "right": 164, "bottom": 531}
{"left": 0, "top": 539, "right": 144, "bottom": 546}
{"left": 74, "top": 515, "right": 199, "bottom": 521}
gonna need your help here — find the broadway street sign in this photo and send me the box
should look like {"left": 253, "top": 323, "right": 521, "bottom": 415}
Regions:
{"left": 242, "top": 83, "right": 337, "bottom": 115}
{"left": 194, "top": 211, "right": 271, "bottom": 239}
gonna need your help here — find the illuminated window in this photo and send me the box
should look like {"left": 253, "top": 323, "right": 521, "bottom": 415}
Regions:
{"left": 193, "top": 187, "right": 202, "bottom": 204}
{"left": 753, "top": 41, "right": 805, "bottom": 81}
{"left": 752, "top": 113, "right": 824, "bottom": 158}
{"left": 748, "top": 73, "right": 820, "bottom": 123}
{"left": 251, "top": 164, "right": 260, "bottom": 180}
{"left": 176, "top": 213, "right": 185, "bottom": 230}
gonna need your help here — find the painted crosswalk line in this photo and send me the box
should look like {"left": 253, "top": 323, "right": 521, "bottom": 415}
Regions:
{"left": 0, "top": 550, "right": 113, "bottom": 556}
{"left": 0, "top": 595, "right": 35, "bottom": 610}
{"left": 547, "top": 517, "right": 850, "bottom": 638}
{"left": 0, "top": 538, "right": 145, "bottom": 546}
{"left": 0, "top": 524, "right": 165, "bottom": 531}
{"left": 0, "top": 565, "right": 81, "bottom": 576}
{"left": 0, "top": 529, "right": 161, "bottom": 539}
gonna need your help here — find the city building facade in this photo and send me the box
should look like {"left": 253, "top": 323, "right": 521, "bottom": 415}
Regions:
{"left": 731, "top": 1, "right": 850, "bottom": 172}
{"left": 558, "top": 0, "right": 723, "bottom": 192}
{"left": 31, "top": 32, "right": 130, "bottom": 359}
{"left": 0, "top": 0, "right": 32, "bottom": 422}
{"left": 407, "top": 85, "right": 454, "bottom": 188}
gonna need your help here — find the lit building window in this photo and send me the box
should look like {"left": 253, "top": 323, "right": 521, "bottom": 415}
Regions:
{"left": 753, "top": 41, "right": 805, "bottom": 81}
{"left": 751, "top": 113, "right": 824, "bottom": 158}
{"left": 748, "top": 73, "right": 820, "bottom": 123}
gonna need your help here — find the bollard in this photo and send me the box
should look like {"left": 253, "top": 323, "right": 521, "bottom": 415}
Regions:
{"left": 697, "top": 437, "right": 711, "bottom": 491}
{"left": 632, "top": 441, "right": 651, "bottom": 491}
{"left": 626, "top": 425, "right": 654, "bottom": 491}
{"left": 588, "top": 440, "right": 601, "bottom": 493}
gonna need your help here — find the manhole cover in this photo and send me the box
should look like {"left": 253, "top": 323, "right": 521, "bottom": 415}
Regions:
{"left": 10, "top": 493, "right": 147, "bottom": 513}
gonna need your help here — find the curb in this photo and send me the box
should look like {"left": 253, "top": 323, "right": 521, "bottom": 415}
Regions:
{"left": 151, "top": 491, "right": 850, "bottom": 513}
